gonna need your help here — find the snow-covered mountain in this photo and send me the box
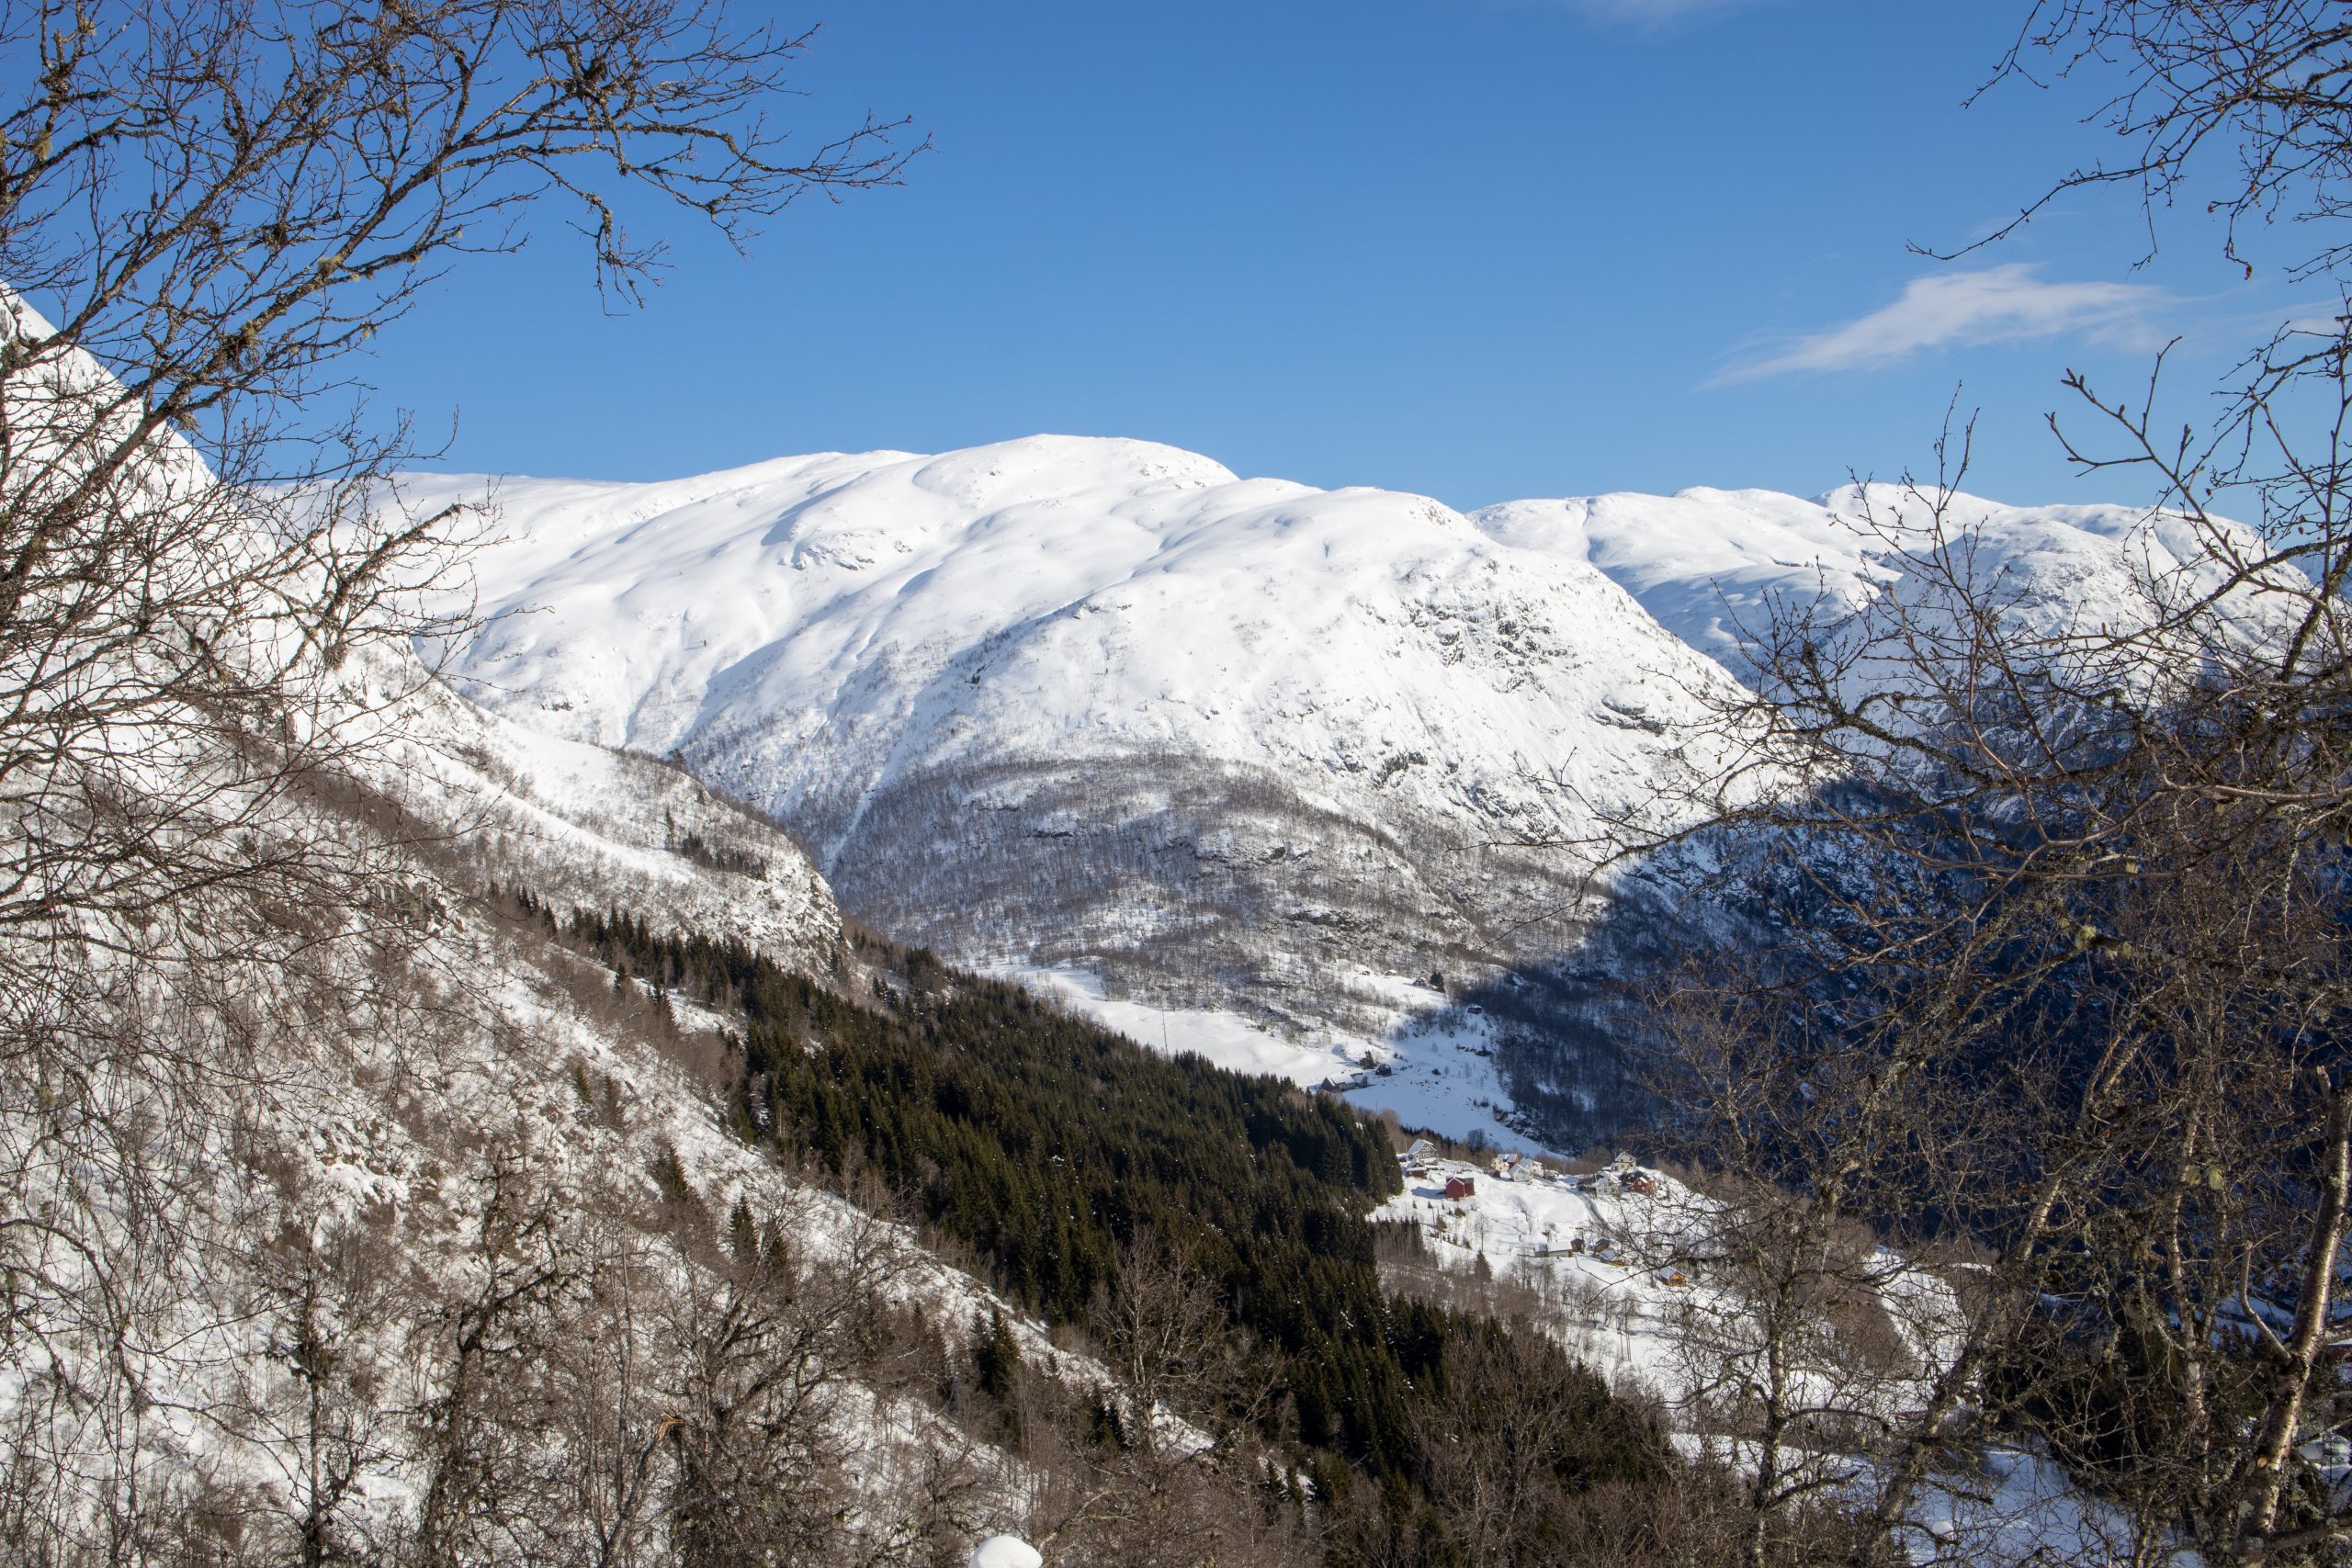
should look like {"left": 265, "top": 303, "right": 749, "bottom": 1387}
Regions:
{"left": 415, "top": 438, "right": 1742, "bottom": 1104}
{"left": 421, "top": 436, "right": 2263, "bottom": 1144}
{"left": 35, "top": 265, "right": 2181, "bottom": 1559}
{"left": 1477, "top": 481, "right": 2275, "bottom": 676}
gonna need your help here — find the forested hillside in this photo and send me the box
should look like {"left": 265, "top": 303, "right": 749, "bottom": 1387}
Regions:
{"left": 542, "top": 896, "right": 1735, "bottom": 1563}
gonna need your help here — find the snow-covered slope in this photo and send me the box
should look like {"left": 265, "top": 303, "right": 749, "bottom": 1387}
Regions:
{"left": 1476, "top": 481, "right": 2275, "bottom": 674}
{"left": 351, "top": 650, "right": 840, "bottom": 960}
{"left": 1375, "top": 1148, "right": 2141, "bottom": 1561}
{"left": 417, "top": 437, "right": 1744, "bottom": 1108}
{"left": 429, "top": 436, "right": 1731, "bottom": 847}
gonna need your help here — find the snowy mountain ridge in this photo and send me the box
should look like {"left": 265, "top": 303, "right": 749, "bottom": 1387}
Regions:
{"left": 417, "top": 434, "right": 2259, "bottom": 1145}
{"left": 422, "top": 435, "right": 1736, "bottom": 857}
{"left": 1477, "top": 479, "right": 2272, "bottom": 672}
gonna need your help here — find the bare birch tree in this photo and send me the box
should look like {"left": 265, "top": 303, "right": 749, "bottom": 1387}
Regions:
{"left": 1581, "top": 6, "right": 2352, "bottom": 1563}
{"left": 0, "top": 3, "right": 912, "bottom": 1561}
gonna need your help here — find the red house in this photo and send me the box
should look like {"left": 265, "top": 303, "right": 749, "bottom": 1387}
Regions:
{"left": 1444, "top": 1175, "right": 1476, "bottom": 1201}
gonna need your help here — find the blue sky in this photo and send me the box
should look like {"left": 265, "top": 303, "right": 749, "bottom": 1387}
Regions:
{"left": 373, "top": 0, "right": 2318, "bottom": 510}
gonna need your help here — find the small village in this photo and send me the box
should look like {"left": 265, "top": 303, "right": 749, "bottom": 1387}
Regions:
{"left": 1382, "top": 1141, "right": 1697, "bottom": 1303}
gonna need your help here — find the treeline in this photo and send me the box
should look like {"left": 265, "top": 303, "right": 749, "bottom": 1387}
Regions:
{"left": 662, "top": 807, "right": 771, "bottom": 877}
{"left": 521, "top": 891, "right": 1756, "bottom": 1564}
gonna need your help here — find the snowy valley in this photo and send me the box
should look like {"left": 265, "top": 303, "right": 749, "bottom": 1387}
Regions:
{"left": 21, "top": 0, "right": 2352, "bottom": 1561}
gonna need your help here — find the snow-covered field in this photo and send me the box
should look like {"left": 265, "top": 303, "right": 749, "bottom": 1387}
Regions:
{"left": 1375, "top": 1152, "right": 1736, "bottom": 1398}
{"left": 1382, "top": 1149, "right": 1967, "bottom": 1410}
{"left": 999, "top": 960, "right": 1539, "bottom": 1148}
{"left": 1341, "top": 994, "right": 1530, "bottom": 1151}
{"left": 997, "top": 964, "right": 1374, "bottom": 1085}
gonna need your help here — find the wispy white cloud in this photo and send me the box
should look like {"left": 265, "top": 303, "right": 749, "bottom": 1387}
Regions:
{"left": 1713, "top": 264, "right": 2171, "bottom": 384}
